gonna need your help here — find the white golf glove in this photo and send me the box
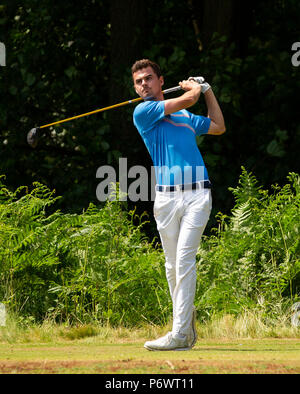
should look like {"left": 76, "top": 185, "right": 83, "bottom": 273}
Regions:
{"left": 199, "top": 82, "right": 211, "bottom": 93}
{"left": 188, "top": 76, "right": 211, "bottom": 94}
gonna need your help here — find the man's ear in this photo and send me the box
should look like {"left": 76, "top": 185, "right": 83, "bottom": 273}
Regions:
{"left": 160, "top": 76, "right": 164, "bottom": 88}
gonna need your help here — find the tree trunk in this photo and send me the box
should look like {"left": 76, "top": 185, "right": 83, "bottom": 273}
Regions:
{"left": 190, "top": 0, "right": 252, "bottom": 55}
{"left": 202, "top": 0, "right": 234, "bottom": 47}
{"left": 108, "top": 0, "right": 144, "bottom": 154}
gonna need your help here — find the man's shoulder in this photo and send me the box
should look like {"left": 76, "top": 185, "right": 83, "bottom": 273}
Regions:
{"left": 133, "top": 100, "right": 165, "bottom": 133}
{"left": 134, "top": 99, "right": 158, "bottom": 113}
{"left": 133, "top": 100, "right": 164, "bottom": 121}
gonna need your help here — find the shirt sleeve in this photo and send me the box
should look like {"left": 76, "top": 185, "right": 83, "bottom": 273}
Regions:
{"left": 133, "top": 100, "right": 165, "bottom": 134}
{"left": 187, "top": 111, "right": 211, "bottom": 136}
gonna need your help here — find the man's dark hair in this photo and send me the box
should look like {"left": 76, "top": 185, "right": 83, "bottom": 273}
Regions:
{"left": 131, "top": 59, "right": 161, "bottom": 78}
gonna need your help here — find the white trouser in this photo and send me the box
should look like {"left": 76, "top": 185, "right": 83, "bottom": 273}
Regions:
{"left": 154, "top": 187, "right": 212, "bottom": 337}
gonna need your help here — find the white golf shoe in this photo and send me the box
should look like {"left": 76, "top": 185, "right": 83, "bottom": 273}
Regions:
{"left": 144, "top": 332, "right": 190, "bottom": 351}
{"left": 144, "top": 307, "right": 197, "bottom": 351}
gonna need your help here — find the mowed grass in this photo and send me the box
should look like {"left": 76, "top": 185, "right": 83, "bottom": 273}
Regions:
{"left": 1, "top": 339, "right": 300, "bottom": 374}
{"left": 0, "top": 317, "right": 300, "bottom": 374}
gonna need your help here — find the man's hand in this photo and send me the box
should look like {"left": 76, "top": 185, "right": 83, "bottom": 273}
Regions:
{"left": 179, "top": 79, "right": 202, "bottom": 92}
{"left": 188, "top": 76, "right": 211, "bottom": 94}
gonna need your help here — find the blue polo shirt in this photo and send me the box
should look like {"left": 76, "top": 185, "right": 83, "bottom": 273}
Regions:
{"left": 133, "top": 100, "right": 211, "bottom": 185}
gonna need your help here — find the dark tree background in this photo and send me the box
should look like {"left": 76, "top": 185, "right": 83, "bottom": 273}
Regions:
{"left": 0, "top": 0, "right": 299, "bottom": 239}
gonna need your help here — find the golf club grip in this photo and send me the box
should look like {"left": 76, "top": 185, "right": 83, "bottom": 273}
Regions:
{"left": 162, "top": 86, "right": 182, "bottom": 95}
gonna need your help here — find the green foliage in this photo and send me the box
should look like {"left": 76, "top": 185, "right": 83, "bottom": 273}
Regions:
{"left": 0, "top": 177, "right": 168, "bottom": 326}
{"left": 1, "top": 169, "right": 299, "bottom": 327}
{"left": 196, "top": 168, "right": 300, "bottom": 321}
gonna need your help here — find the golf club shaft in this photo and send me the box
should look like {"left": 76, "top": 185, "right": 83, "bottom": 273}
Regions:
{"left": 40, "top": 85, "right": 183, "bottom": 129}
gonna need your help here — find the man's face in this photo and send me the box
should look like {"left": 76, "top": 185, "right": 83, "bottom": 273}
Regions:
{"left": 133, "top": 66, "right": 164, "bottom": 100}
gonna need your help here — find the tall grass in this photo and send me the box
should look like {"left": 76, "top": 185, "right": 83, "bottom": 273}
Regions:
{"left": 1, "top": 310, "right": 299, "bottom": 344}
{"left": 0, "top": 169, "right": 299, "bottom": 330}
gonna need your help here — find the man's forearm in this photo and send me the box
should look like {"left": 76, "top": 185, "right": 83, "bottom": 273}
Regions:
{"left": 164, "top": 83, "right": 201, "bottom": 115}
{"left": 182, "top": 84, "right": 201, "bottom": 106}
{"left": 204, "top": 89, "right": 225, "bottom": 129}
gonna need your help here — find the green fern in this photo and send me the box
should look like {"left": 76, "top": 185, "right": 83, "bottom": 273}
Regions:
{"left": 197, "top": 169, "right": 300, "bottom": 320}
{"left": 1, "top": 170, "right": 299, "bottom": 326}
{"left": 229, "top": 166, "right": 261, "bottom": 205}
{"left": 231, "top": 200, "right": 252, "bottom": 231}
{"left": 0, "top": 177, "right": 168, "bottom": 326}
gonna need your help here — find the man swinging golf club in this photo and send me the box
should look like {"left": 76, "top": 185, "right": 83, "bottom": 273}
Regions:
{"left": 132, "top": 59, "right": 226, "bottom": 351}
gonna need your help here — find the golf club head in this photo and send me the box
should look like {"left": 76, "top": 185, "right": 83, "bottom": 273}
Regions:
{"left": 27, "top": 127, "right": 41, "bottom": 148}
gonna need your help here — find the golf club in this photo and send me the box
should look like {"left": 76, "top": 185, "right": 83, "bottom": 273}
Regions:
{"left": 27, "top": 76, "right": 205, "bottom": 148}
